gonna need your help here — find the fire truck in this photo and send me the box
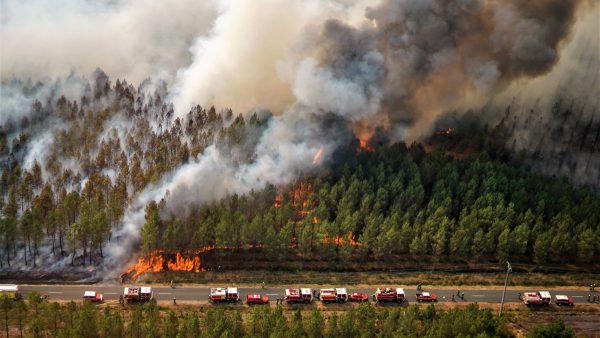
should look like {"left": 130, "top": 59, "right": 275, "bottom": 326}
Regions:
{"left": 209, "top": 287, "right": 240, "bottom": 303}
{"left": 554, "top": 295, "right": 574, "bottom": 306}
{"left": 285, "top": 288, "right": 313, "bottom": 304}
{"left": 123, "top": 287, "right": 153, "bottom": 303}
{"left": 83, "top": 291, "right": 104, "bottom": 303}
{"left": 319, "top": 288, "right": 348, "bottom": 303}
{"left": 522, "top": 291, "right": 551, "bottom": 306}
{"left": 415, "top": 292, "right": 437, "bottom": 302}
{"left": 374, "top": 288, "right": 405, "bottom": 303}
{"left": 0, "top": 285, "right": 21, "bottom": 300}
{"left": 246, "top": 294, "right": 269, "bottom": 305}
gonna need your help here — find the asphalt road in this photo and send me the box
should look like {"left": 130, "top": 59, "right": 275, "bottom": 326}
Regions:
{"left": 18, "top": 285, "right": 597, "bottom": 304}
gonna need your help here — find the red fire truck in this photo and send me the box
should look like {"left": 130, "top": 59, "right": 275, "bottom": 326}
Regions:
{"left": 123, "top": 287, "right": 153, "bottom": 303}
{"left": 374, "top": 288, "right": 405, "bottom": 303}
{"left": 319, "top": 288, "right": 348, "bottom": 303}
{"left": 209, "top": 287, "right": 240, "bottom": 303}
{"left": 522, "top": 291, "right": 551, "bottom": 306}
{"left": 285, "top": 288, "right": 313, "bottom": 304}
{"left": 246, "top": 294, "right": 269, "bottom": 305}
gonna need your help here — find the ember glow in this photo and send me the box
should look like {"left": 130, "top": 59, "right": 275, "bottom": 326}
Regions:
{"left": 357, "top": 138, "right": 375, "bottom": 153}
{"left": 312, "top": 144, "right": 324, "bottom": 165}
{"left": 323, "top": 233, "right": 361, "bottom": 246}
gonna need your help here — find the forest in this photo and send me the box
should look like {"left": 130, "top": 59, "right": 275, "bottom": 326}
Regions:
{"left": 0, "top": 71, "right": 269, "bottom": 269}
{"left": 140, "top": 142, "right": 600, "bottom": 267}
{"left": 0, "top": 293, "right": 575, "bottom": 338}
{"left": 1, "top": 70, "right": 599, "bottom": 272}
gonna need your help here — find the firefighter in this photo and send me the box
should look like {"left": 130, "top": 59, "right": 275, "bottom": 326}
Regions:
{"left": 261, "top": 281, "right": 265, "bottom": 289}
{"left": 170, "top": 280, "right": 174, "bottom": 289}
{"left": 417, "top": 283, "right": 422, "bottom": 290}
{"left": 451, "top": 294, "right": 455, "bottom": 301}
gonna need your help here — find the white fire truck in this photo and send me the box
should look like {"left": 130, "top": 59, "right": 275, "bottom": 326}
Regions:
{"left": 319, "top": 288, "right": 348, "bottom": 303}
{"left": 285, "top": 288, "right": 313, "bottom": 304}
{"left": 522, "top": 291, "right": 551, "bottom": 306}
{"left": 209, "top": 287, "right": 240, "bottom": 303}
{"left": 123, "top": 286, "right": 153, "bottom": 303}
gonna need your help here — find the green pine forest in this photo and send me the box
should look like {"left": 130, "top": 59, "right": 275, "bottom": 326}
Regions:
{"left": 141, "top": 142, "right": 600, "bottom": 267}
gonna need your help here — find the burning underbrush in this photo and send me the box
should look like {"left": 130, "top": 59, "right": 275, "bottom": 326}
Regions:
{"left": 124, "top": 250, "right": 206, "bottom": 281}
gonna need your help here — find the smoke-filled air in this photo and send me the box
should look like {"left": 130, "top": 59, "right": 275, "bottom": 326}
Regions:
{"left": 0, "top": 0, "right": 598, "bottom": 279}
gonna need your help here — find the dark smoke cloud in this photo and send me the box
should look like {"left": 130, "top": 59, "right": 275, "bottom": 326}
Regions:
{"left": 350, "top": 0, "right": 582, "bottom": 140}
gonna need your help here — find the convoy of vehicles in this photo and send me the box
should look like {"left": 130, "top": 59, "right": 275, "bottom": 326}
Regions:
{"left": 522, "top": 291, "right": 551, "bottom": 307}
{"left": 83, "top": 291, "right": 104, "bottom": 303}
{"left": 246, "top": 294, "right": 269, "bottom": 305}
{"left": 319, "top": 288, "right": 348, "bottom": 303}
{"left": 374, "top": 288, "right": 405, "bottom": 303}
{"left": 210, "top": 287, "right": 240, "bottom": 303}
{"left": 123, "top": 286, "right": 153, "bottom": 303}
{"left": 285, "top": 288, "right": 313, "bottom": 304}
{"left": 7, "top": 284, "right": 589, "bottom": 309}
{"left": 0, "top": 284, "right": 21, "bottom": 300}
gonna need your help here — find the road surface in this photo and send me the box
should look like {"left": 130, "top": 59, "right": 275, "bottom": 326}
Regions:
{"left": 18, "top": 285, "right": 597, "bottom": 304}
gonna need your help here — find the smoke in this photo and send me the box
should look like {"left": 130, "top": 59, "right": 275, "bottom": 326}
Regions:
{"left": 0, "top": 0, "right": 218, "bottom": 83}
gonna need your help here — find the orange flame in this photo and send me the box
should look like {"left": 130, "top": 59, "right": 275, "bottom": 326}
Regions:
{"left": 357, "top": 139, "right": 375, "bottom": 153}
{"left": 274, "top": 188, "right": 283, "bottom": 208}
{"left": 312, "top": 145, "right": 324, "bottom": 165}
{"left": 126, "top": 250, "right": 203, "bottom": 280}
{"left": 323, "top": 233, "right": 361, "bottom": 246}
{"left": 436, "top": 127, "right": 454, "bottom": 136}
{"left": 167, "top": 252, "right": 201, "bottom": 272}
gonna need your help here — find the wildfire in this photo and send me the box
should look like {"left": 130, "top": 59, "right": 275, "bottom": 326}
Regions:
{"left": 126, "top": 250, "right": 203, "bottom": 280}
{"left": 273, "top": 188, "right": 283, "bottom": 208}
{"left": 292, "top": 181, "right": 312, "bottom": 218}
{"left": 167, "top": 252, "right": 201, "bottom": 272}
{"left": 436, "top": 127, "right": 454, "bottom": 136}
{"left": 357, "top": 138, "right": 375, "bottom": 153}
{"left": 323, "top": 233, "right": 361, "bottom": 246}
{"left": 312, "top": 144, "right": 324, "bottom": 165}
